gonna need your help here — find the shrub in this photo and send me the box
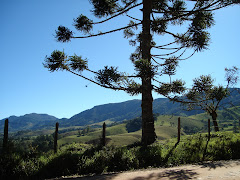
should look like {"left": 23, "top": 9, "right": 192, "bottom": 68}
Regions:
{"left": 135, "top": 144, "right": 163, "bottom": 168}
{"left": 108, "top": 147, "right": 139, "bottom": 171}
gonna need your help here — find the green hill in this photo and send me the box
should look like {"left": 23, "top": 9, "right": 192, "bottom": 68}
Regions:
{"left": 57, "top": 115, "right": 208, "bottom": 147}
{"left": 1, "top": 88, "right": 239, "bottom": 133}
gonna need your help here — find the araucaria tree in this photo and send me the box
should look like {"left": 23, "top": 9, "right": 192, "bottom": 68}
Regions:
{"left": 44, "top": 0, "right": 239, "bottom": 145}
{"left": 176, "top": 67, "right": 239, "bottom": 132}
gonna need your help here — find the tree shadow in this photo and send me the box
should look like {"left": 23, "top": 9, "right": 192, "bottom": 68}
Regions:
{"left": 53, "top": 169, "right": 199, "bottom": 180}
{"left": 199, "top": 160, "right": 240, "bottom": 170}
{"left": 130, "top": 169, "right": 198, "bottom": 180}
{"left": 164, "top": 141, "right": 179, "bottom": 164}
{"left": 201, "top": 138, "right": 210, "bottom": 162}
{"left": 54, "top": 173, "right": 120, "bottom": 180}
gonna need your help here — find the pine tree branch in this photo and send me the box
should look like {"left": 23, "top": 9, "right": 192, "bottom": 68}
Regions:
{"left": 154, "top": 46, "right": 183, "bottom": 50}
{"left": 87, "top": 67, "right": 138, "bottom": 78}
{"left": 154, "top": 40, "right": 178, "bottom": 48}
{"left": 66, "top": 69, "right": 127, "bottom": 91}
{"left": 151, "top": 57, "right": 163, "bottom": 66}
{"left": 86, "top": 68, "right": 99, "bottom": 75}
{"left": 176, "top": 48, "right": 187, "bottom": 59}
{"left": 152, "top": 47, "right": 184, "bottom": 57}
{"left": 164, "top": 30, "right": 184, "bottom": 40}
{"left": 73, "top": 22, "right": 141, "bottom": 39}
{"left": 126, "top": 14, "right": 141, "bottom": 21}
{"left": 92, "top": 2, "right": 142, "bottom": 25}
{"left": 152, "top": 0, "right": 224, "bottom": 22}
{"left": 152, "top": 0, "right": 221, "bottom": 14}
{"left": 177, "top": 50, "right": 196, "bottom": 61}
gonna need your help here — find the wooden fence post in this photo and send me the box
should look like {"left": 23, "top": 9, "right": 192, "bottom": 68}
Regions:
{"left": 54, "top": 122, "right": 59, "bottom": 153}
{"left": 101, "top": 122, "right": 106, "bottom": 147}
{"left": 3, "top": 119, "right": 9, "bottom": 152}
{"left": 208, "top": 119, "right": 211, "bottom": 140}
{"left": 178, "top": 117, "right": 181, "bottom": 143}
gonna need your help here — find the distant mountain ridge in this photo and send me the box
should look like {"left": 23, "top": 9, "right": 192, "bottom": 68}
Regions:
{"left": 0, "top": 113, "right": 58, "bottom": 132}
{"left": 1, "top": 88, "right": 239, "bottom": 132}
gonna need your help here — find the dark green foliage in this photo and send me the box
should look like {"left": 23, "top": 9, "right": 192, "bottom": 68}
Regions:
{"left": 74, "top": 14, "right": 93, "bottom": 34}
{"left": 126, "top": 117, "right": 141, "bottom": 132}
{"left": 96, "top": 66, "right": 121, "bottom": 86}
{"left": 32, "top": 135, "right": 54, "bottom": 153}
{"left": 36, "top": 152, "right": 81, "bottom": 179}
{"left": 151, "top": 17, "right": 167, "bottom": 35}
{"left": 90, "top": 0, "right": 119, "bottom": 18}
{"left": 190, "top": 11, "right": 214, "bottom": 31}
{"left": 55, "top": 26, "right": 73, "bottom": 42}
{"left": 136, "top": 144, "right": 163, "bottom": 167}
{"left": 156, "top": 80, "right": 185, "bottom": 96}
{"left": 0, "top": 154, "right": 23, "bottom": 180}
{"left": 162, "top": 58, "right": 179, "bottom": 76}
{"left": 107, "top": 147, "right": 139, "bottom": 171}
{"left": 183, "top": 126, "right": 201, "bottom": 135}
{"left": 44, "top": 51, "right": 88, "bottom": 73}
{"left": 167, "top": 135, "right": 206, "bottom": 165}
{"left": 0, "top": 151, "right": 43, "bottom": 180}
{"left": 69, "top": 55, "right": 88, "bottom": 72}
{"left": 43, "top": 50, "right": 66, "bottom": 72}
{"left": 124, "top": 21, "right": 138, "bottom": 39}
{"left": 134, "top": 59, "right": 156, "bottom": 78}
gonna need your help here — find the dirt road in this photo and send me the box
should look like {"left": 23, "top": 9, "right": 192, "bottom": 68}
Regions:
{"left": 52, "top": 160, "right": 240, "bottom": 180}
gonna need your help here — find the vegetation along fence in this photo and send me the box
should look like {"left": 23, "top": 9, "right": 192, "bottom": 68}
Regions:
{"left": 1, "top": 117, "right": 239, "bottom": 153}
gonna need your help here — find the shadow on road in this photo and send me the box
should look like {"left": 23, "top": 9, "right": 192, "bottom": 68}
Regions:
{"left": 129, "top": 169, "right": 198, "bottom": 180}
{"left": 199, "top": 160, "right": 240, "bottom": 170}
{"left": 58, "top": 169, "right": 199, "bottom": 180}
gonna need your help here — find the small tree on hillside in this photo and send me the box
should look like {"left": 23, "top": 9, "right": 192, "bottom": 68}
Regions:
{"left": 44, "top": 0, "right": 239, "bottom": 145}
{"left": 174, "top": 66, "right": 239, "bottom": 132}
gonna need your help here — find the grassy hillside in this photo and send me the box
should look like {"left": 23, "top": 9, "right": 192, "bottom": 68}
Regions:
{"left": 190, "top": 106, "right": 240, "bottom": 131}
{"left": 4, "top": 107, "right": 239, "bottom": 149}
{"left": 57, "top": 115, "right": 208, "bottom": 147}
{"left": 57, "top": 110, "right": 240, "bottom": 147}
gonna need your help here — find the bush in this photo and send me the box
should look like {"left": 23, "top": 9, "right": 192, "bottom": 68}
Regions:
{"left": 135, "top": 144, "right": 163, "bottom": 168}
{"left": 0, "top": 153, "right": 42, "bottom": 180}
{"left": 166, "top": 135, "right": 206, "bottom": 165}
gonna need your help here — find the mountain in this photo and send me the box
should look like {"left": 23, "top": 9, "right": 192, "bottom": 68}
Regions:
{"left": 60, "top": 88, "right": 240, "bottom": 126}
{"left": 0, "top": 113, "right": 58, "bottom": 132}
{"left": 65, "top": 98, "right": 201, "bottom": 127}
{"left": 1, "top": 88, "right": 239, "bottom": 132}
{"left": 65, "top": 100, "right": 142, "bottom": 126}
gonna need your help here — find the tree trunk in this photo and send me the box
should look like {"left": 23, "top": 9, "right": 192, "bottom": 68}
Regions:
{"left": 54, "top": 122, "right": 59, "bottom": 154}
{"left": 211, "top": 111, "right": 219, "bottom": 132}
{"left": 141, "top": 0, "right": 156, "bottom": 145}
{"left": 178, "top": 117, "right": 181, "bottom": 142}
{"left": 208, "top": 118, "right": 211, "bottom": 140}
{"left": 3, "top": 119, "right": 9, "bottom": 152}
{"left": 101, "top": 122, "right": 106, "bottom": 146}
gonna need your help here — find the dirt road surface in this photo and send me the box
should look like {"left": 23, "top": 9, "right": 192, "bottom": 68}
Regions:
{"left": 51, "top": 160, "right": 240, "bottom": 180}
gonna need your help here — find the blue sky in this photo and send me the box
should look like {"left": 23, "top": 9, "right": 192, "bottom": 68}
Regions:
{"left": 0, "top": 0, "right": 239, "bottom": 120}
